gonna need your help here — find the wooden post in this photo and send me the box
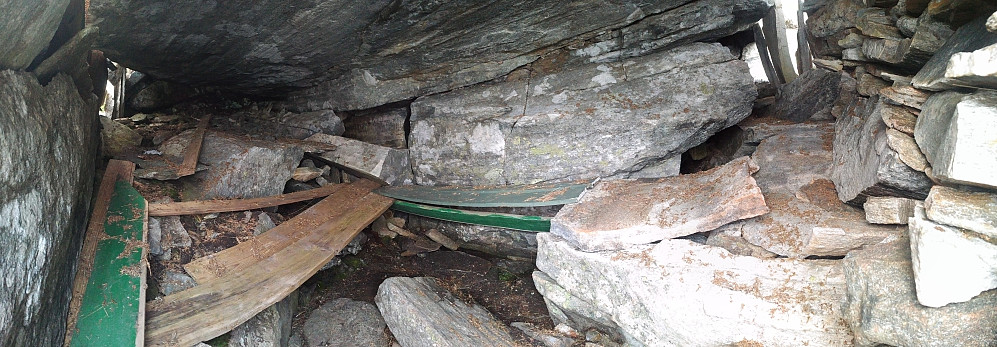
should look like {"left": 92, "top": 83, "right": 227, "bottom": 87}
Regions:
{"left": 752, "top": 24, "right": 781, "bottom": 87}
{"left": 762, "top": 1, "right": 799, "bottom": 83}
{"left": 797, "top": 0, "right": 813, "bottom": 73}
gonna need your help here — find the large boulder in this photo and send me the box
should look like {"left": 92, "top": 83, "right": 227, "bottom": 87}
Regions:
{"left": 90, "top": 0, "right": 768, "bottom": 111}
{"left": 534, "top": 233, "right": 853, "bottom": 346}
{"left": 160, "top": 131, "right": 304, "bottom": 199}
{"left": 0, "top": 71, "right": 99, "bottom": 346}
{"left": 409, "top": 43, "right": 756, "bottom": 186}
{"left": 842, "top": 235, "right": 997, "bottom": 346}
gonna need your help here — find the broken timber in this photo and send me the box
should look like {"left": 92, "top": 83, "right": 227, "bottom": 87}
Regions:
{"left": 374, "top": 180, "right": 590, "bottom": 208}
{"left": 146, "top": 179, "right": 392, "bottom": 346}
{"left": 148, "top": 183, "right": 344, "bottom": 217}
{"left": 65, "top": 160, "right": 148, "bottom": 347}
{"left": 391, "top": 201, "right": 551, "bottom": 232}
{"left": 182, "top": 179, "right": 380, "bottom": 283}
{"left": 176, "top": 115, "right": 210, "bottom": 177}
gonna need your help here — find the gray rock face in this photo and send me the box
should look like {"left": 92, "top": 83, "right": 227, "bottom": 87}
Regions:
{"left": 772, "top": 68, "right": 842, "bottom": 121}
{"left": 303, "top": 298, "right": 386, "bottom": 347}
{"left": 161, "top": 131, "right": 304, "bottom": 199}
{"left": 279, "top": 110, "right": 345, "bottom": 140}
{"left": 91, "top": 0, "right": 768, "bottom": 110}
{"left": 863, "top": 196, "right": 917, "bottom": 224}
{"left": 376, "top": 277, "right": 517, "bottom": 347}
{"left": 550, "top": 156, "right": 769, "bottom": 252}
{"left": 915, "top": 91, "right": 997, "bottom": 189}
{"left": 230, "top": 292, "right": 296, "bottom": 347}
{"left": 409, "top": 43, "right": 755, "bottom": 186}
{"left": 842, "top": 236, "right": 997, "bottom": 346}
{"left": 909, "top": 203, "right": 997, "bottom": 308}
{"left": 0, "top": 0, "right": 69, "bottom": 70}
{"left": 0, "top": 71, "right": 99, "bottom": 347}
{"left": 913, "top": 15, "right": 997, "bottom": 91}
{"left": 831, "top": 97, "right": 932, "bottom": 204}
{"left": 534, "top": 233, "right": 853, "bottom": 346}
{"left": 342, "top": 107, "right": 408, "bottom": 149}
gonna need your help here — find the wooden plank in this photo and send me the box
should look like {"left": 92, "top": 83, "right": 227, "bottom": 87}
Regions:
{"left": 752, "top": 24, "right": 781, "bottom": 87}
{"left": 374, "top": 181, "right": 590, "bottom": 208}
{"left": 796, "top": 0, "right": 813, "bottom": 73}
{"left": 762, "top": 3, "right": 798, "bottom": 83}
{"left": 390, "top": 201, "right": 551, "bottom": 232}
{"left": 145, "top": 191, "right": 393, "bottom": 347}
{"left": 148, "top": 183, "right": 345, "bottom": 216}
{"left": 176, "top": 115, "right": 210, "bottom": 177}
{"left": 69, "top": 180, "right": 148, "bottom": 347}
{"left": 64, "top": 159, "right": 135, "bottom": 347}
{"left": 183, "top": 179, "right": 381, "bottom": 283}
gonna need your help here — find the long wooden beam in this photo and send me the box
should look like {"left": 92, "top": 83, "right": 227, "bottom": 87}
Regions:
{"left": 148, "top": 183, "right": 345, "bottom": 217}
{"left": 146, "top": 189, "right": 393, "bottom": 346}
{"left": 64, "top": 159, "right": 135, "bottom": 347}
{"left": 183, "top": 179, "right": 380, "bottom": 283}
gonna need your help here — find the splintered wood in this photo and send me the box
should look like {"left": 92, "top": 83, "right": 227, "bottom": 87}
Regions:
{"left": 145, "top": 179, "right": 393, "bottom": 346}
{"left": 148, "top": 183, "right": 344, "bottom": 217}
{"left": 65, "top": 159, "right": 147, "bottom": 347}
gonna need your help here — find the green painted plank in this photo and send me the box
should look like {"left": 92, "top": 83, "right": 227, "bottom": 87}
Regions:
{"left": 390, "top": 201, "right": 550, "bottom": 232}
{"left": 71, "top": 181, "right": 147, "bottom": 347}
{"left": 375, "top": 181, "right": 591, "bottom": 208}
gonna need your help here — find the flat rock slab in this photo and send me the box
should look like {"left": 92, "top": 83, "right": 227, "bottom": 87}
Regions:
{"left": 375, "top": 277, "right": 516, "bottom": 347}
{"left": 772, "top": 68, "right": 841, "bottom": 122}
{"left": 914, "top": 91, "right": 997, "bottom": 189}
{"left": 408, "top": 43, "right": 754, "bottom": 186}
{"left": 306, "top": 134, "right": 412, "bottom": 186}
{"left": 304, "top": 298, "right": 387, "bottom": 347}
{"left": 909, "top": 203, "right": 997, "bottom": 307}
{"left": 925, "top": 185, "right": 997, "bottom": 238}
{"left": 831, "top": 97, "right": 932, "bottom": 204}
{"left": 842, "top": 236, "right": 997, "bottom": 346}
{"left": 741, "top": 123, "right": 903, "bottom": 258}
{"left": 551, "top": 156, "right": 768, "bottom": 252}
{"left": 160, "top": 130, "right": 304, "bottom": 199}
{"left": 534, "top": 233, "right": 853, "bottom": 346}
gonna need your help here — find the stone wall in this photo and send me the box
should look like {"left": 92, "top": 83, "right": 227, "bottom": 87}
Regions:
{"left": 0, "top": 1, "right": 101, "bottom": 346}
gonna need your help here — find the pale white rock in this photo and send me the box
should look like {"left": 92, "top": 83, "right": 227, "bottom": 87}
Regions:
{"left": 534, "top": 233, "right": 853, "bottom": 346}
{"left": 863, "top": 196, "right": 917, "bottom": 224}
{"left": 305, "top": 134, "right": 412, "bottom": 185}
{"left": 944, "top": 43, "right": 997, "bottom": 90}
{"left": 909, "top": 203, "right": 997, "bottom": 307}
{"left": 925, "top": 185, "right": 997, "bottom": 239}
{"left": 988, "top": 12, "right": 997, "bottom": 32}
{"left": 914, "top": 91, "right": 997, "bottom": 189}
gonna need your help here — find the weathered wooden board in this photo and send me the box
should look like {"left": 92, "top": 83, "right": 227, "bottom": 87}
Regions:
{"left": 64, "top": 159, "right": 136, "bottom": 347}
{"left": 176, "top": 115, "right": 210, "bottom": 177}
{"left": 374, "top": 181, "right": 590, "bottom": 208}
{"left": 183, "top": 179, "right": 380, "bottom": 283}
{"left": 149, "top": 183, "right": 344, "bottom": 216}
{"left": 68, "top": 181, "right": 148, "bottom": 347}
{"left": 145, "top": 190, "right": 393, "bottom": 347}
{"left": 390, "top": 201, "right": 551, "bottom": 232}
